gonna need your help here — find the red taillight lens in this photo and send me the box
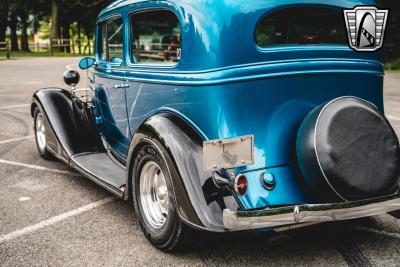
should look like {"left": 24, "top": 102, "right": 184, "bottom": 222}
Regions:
{"left": 234, "top": 174, "right": 248, "bottom": 196}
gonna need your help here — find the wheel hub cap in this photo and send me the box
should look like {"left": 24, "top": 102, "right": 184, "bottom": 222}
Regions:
{"left": 140, "top": 161, "right": 169, "bottom": 229}
{"left": 35, "top": 113, "right": 46, "bottom": 153}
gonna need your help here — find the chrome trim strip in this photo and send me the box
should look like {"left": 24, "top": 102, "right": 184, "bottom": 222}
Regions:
{"left": 223, "top": 194, "right": 400, "bottom": 230}
{"left": 119, "top": 59, "right": 383, "bottom": 86}
{"left": 122, "top": 69, "right": 382, "bottom": 86}
{"left": 46, "top": 146, "right": 69, "bottom": 165}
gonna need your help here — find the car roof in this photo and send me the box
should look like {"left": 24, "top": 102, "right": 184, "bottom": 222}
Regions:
{"left": 100, "top": 0, "right": 150, "bottom": 16}
{"left": 99, "top": 0, "right": 379, "bottom": 71}
{"left": 100, "top": 0, "right": 377, "bottom": 18}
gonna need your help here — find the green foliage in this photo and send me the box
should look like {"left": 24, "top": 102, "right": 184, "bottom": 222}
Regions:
{"left": 1, "top": 0, "right": 113, "bottom": 39}
{"left": 384, "top": 58, "right": 400, "bottom": 71}
{"left": 37, "top": 19, "right": 51, "bottom": 40}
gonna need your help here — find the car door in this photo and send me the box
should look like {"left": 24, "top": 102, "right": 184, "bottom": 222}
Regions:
{"left": 125, "top": 9, "right": 182, "bottom": 135}
{"left": 94, "top": 16, "right": 131, "bottom": 160}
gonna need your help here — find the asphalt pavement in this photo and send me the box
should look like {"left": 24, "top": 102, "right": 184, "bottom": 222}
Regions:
{"left": 0, "top": 58, "right": 399, "bottom": 266}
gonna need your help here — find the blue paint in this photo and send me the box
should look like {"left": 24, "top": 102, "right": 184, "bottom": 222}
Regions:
{"left": 95, "top": 116, "right": 103, "bottom": 125}
{"left": 91, "top": 0, "right": 384, "bottom": 209}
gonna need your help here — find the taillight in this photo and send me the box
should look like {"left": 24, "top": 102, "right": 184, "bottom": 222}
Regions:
{"left": 234, "top": 174, "right": 248, "bottom": 196}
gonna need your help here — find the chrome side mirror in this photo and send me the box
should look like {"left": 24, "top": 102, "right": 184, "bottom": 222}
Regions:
{"left": 79, "top": 57, "right": 95, "bottom": 70}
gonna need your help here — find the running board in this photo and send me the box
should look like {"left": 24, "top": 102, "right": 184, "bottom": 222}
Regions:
{"left": 70, "top": 152, "right": 126, "bottom": 198}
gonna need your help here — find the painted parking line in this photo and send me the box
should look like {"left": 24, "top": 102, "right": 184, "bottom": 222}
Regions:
{"left": 0, "top": 104, "right": 30, "bottom": 110}
{"left": 0, "top": 197, "right": 116, "bottom": 244}
{"left": 386, "top": 115, "right": 400, "bottom": 122}
{"left": 0, "top": 159, "right": 81, "bottom": 177}
{"left": 352, "top": 226, "right": 400, "bottom": 239}
{"left": 0, "top": 135, "right": 34, "bottom": 145}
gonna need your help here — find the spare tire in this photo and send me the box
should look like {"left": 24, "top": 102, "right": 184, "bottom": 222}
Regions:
{"left": 297, "top": 97, "right": 400, "bottom": 202}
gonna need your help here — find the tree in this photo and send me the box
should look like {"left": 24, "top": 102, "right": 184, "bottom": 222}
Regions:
{"left": 18, "top": 11, "right": 29, "bottom": 51}
{"left": 0, "top": 0, "right": 9, "bottom": 43}
{"left": 8, "top": 0, "right": 30, "bottom": 51}
{"left": 7, "top": 0, "right": 20, "bottom": 51}
{"left": 48, "top": 0, "right": 112, "bottom": 53}
{"left": 7, "top": 0, "right": 48, "bottom": 51}
{"left": 3, "top": 0, "right": 112, "bottom": 53}
{"left": 50, "top": 0, "right": 59, "bottom": 40}
{"left": 8, "top": 0, "right": 32, "bottom": 51}
{"left": 378, "top": 0, "right": 400, "bottom": 61}
{"left": 74, "top": 0, "right": 112, "bottom": 53}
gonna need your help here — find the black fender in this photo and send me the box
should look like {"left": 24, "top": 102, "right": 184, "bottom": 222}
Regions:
{"left": 31, "top": 88, "right": 103, "bottom": 161}
{"left": 126, "top": 113, "right": 239, "bottom": 232}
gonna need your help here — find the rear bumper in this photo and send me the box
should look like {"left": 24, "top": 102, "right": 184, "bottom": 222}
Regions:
{"left": 223, "top": 194, "right": 400, "bottom": 231}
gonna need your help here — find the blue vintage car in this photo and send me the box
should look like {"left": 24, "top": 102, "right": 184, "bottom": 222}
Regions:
{"left": 31, "top": 0, "right": 400, "bottom": 251}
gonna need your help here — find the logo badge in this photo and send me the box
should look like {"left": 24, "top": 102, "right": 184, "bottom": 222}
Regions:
{"left": 344, "top": 6, "right": 389, "bottom": 51}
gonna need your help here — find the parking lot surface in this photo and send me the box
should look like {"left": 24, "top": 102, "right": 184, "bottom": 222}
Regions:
{"left": 0, "top": 58, "right": 399, "bottom": 266}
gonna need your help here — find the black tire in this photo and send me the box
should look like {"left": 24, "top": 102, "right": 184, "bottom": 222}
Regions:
{"left": 33, "top": 108, "right": 54, "bottom": 160}
{"left": 132, "top": 140, "right": 194, "bottom": 252}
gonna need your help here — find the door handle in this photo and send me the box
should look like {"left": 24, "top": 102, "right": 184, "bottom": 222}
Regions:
{"left": 113, "top": 84, "right": 130, "bottom": 89}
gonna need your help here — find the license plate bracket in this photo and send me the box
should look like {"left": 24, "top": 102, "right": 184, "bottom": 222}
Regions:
{"left": 203, "top": 135, "right": 254, "bottom": 171}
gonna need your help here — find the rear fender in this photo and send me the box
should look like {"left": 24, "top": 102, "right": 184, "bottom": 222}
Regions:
{"left": 126, "top": 113, "right": 239, "bottom": 232}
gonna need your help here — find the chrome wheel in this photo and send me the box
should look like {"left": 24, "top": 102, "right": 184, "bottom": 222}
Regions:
{"left": 139, "top": 161, "right": 170, "bottom": 229}
{"left": 35, "top": 113, "right": 46, "bottom": 153}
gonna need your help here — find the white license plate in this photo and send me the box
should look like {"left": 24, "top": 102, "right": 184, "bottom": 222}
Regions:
{"left": 203, "top": 135, "right": 254, "bottom": 171}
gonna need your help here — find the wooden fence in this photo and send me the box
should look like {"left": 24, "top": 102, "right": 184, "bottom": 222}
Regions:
{"left": 0, "top": 41, "right": 10, "bottom": 59}
{"left": 1, "top": 39, "right": 93, "bottom": 58}
{"left": 49, "top": 39, "right": 93, "bottom": 55}
{"left": 14, "top": 39, "right": 93, "bottom": 55}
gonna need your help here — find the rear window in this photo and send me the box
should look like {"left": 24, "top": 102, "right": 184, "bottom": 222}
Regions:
{"left": 255, "top": 7, "right": 347, "bottom": 47}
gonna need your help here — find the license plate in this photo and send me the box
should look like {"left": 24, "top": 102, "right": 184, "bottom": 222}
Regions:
{"left": 203, "top": 135, "right": 254, "bottom": 171}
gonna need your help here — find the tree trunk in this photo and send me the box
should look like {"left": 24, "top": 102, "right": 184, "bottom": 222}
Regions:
{"left": 87, "top": 33, "right": 91, "bottom": 55}
{"left": 0, "top": 0, "right": 9, "bottom": 42}
{"left": 20, "top": 16, "right": 30, "bottom": 52}
{"left": 50, "top": 0, "right": 60, "bottom": 51}
{"left": 62, "top": 22, "right": 71, "bottom": 53}
{"left": 78, "top": 24, "right": 82, "bottom": 54}
{"left": 9, "top": 14, "right": 19, "bottom": 51}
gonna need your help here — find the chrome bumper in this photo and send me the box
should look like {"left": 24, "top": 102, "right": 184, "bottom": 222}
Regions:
{"left": 223, "top": 194, "right": 400, "bottom": 231}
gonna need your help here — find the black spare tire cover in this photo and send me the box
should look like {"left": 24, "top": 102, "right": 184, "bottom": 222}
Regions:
{"left": 297, "top": 97, "right": 400, "bottom": 201}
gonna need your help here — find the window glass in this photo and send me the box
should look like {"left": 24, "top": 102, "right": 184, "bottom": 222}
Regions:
{"left": 100, "top": 18, "right": 124, "bottom": 62}
{"left": 131, "top": 10, "right": 181, "bottom": 64}
{"left": 256, "top": 7, "right": 347, "bottom": 47}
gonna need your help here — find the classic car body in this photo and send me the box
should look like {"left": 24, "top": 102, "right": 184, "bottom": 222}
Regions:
{"left": 31, "top": 0, "right": 400, "bottom": 251}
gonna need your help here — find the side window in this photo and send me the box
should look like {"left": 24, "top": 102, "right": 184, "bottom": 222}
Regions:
{"left": 130, "top": 10, "right": 181, "bottom": 65}
{"left": 100, "top": 18, "right": 124, "bottom": 63}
